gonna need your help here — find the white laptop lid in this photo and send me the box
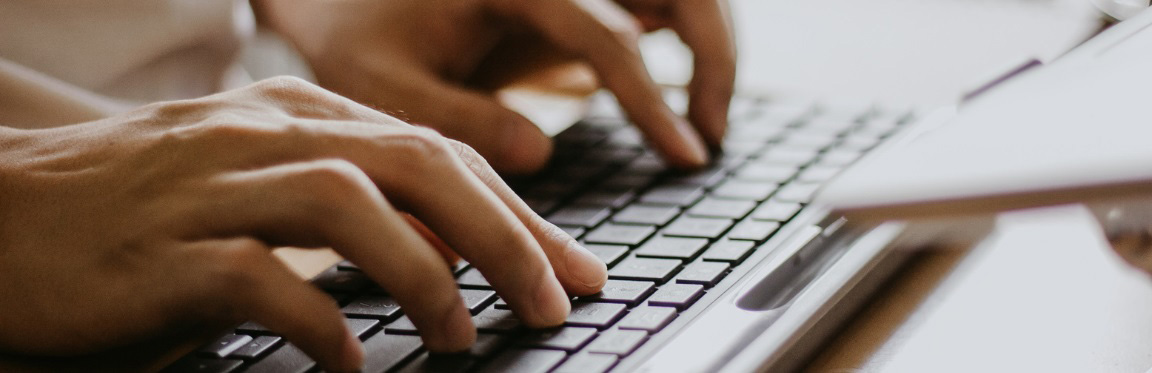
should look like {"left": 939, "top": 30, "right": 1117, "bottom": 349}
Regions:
{"left": 817, "top": 7, "right": 1152, "bottom": 222}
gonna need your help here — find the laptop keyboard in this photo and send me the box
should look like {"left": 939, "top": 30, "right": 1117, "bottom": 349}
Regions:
{"left": 165, "top": 92, "right": 911, "bottom": 373}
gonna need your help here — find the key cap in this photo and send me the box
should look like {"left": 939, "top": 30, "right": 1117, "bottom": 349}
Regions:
{"left": 667, "top": 167, "right": 727, "bottom": 187}
{"left": 459, "top": 289, "right": 497, "bottom": 315}
{"left": 701, "top": 240, "right": 756, "bottom": 263}
{"left": 759, "top": 148, "right": 818, "bottom": 165}
{"left": 229, "top": 336, "right": 281, "bottom": 360}
{"left": 521, "top": 327, "right": 598, "bottom": 351}
{"left": 557, "top": 225, "right": 585, "bottom": 240}
{"left": 244, "top": 344, "right": 313, "bottom": 373}
{"left": 687, "top": 198, "right": 756, "bottom": 219}
{"left": 478, "top": 349, "right": 567, "bottom": 373}
{"left": 342, "top": 295, "right": 402, "bottom": 322}
{"left": 735, "top": 163, "right": 798, "bottom": 182}
{"left": 574, "top": 189, "right": 635, "bottom": 208}
{"left": 584, "top": 224, "right": 656, "bottom": 246}
{"left": 456, "top": 268, "right": 492, "bottom": 289}
{"left": 634, "top": 236, "right": 709, "bottom": 260}
{"left": 612, "top": 204, "right": 680, "bottom": 226}
{"left": 639, "top": 185, "right": 704, "bottom": 206}
{"left": 566, "top": 302, "right": 627, "bottom": 329}
{"left": 600, "top": 174, "right": 655, "bottom": 191}
{"left": 649, "top": 284, "right": 705, "bottom": 310}
{"left": 384, "top": 315, "right": 419, "bottom": 335}
{"left": 547, "top": 206, "right": 611, "bottom": 227}
{"left": 522, "top": 197, "right": 558, "bottom": 215}
{"left": 617, "top": 306, "right": 677, "bottom": 333}
{"left": 397, "top": 353, "right": 474, "bottom": 373}
{"left": 471, "top": 333, "right": 511, "bottom": 357}
{"left": 711, "top": 180, "right": 778, "bottom": 201}
{"left": 234, "top": 321, "right": 272, "bottom": 335}
{"left": 362, "top": 333, "right": 424, "bottom": 373}
{"left": 164, "top": 358, "right": 243, "bottom": 373}
{"left": 726, "top": 220, "right": 780, "bottom": 242}
{"left": 585, "top": 329, "right": 648, "bottom": 356}
{"left": 750, "top": 200, "right": 802, "bottom": 221}
{"left": 452, "top": 260, "right": 471, "bottom": 276}
{"left": 675, "top": 262, "right": 730, "bottom": 287}
{"left": 494, "top": 297, "right": 509, "bottom": 309}
{"left": 473, "top": 307, "right": 521, "bottom": 333}
{"left": 797, "top": 165, "right": 842, "bottom": 183}
{"left": 609, "top": 257, "right": 681, "bottom": 283}
{"left": 581, "top": 280, "right": 656, "bottom": 307}
{"left": 199, "top": 334, "right": 252, "bottom": 358}
{"left": 344, "top": 318, "right": 380, "bottom": 340}
{"left": 584, "top": 244, "right": 629, "bottom": 267}
{"left": 662, "top": 217, "right": 733, "bottom": 239}
{"left": 311, "top": 268, "right": 371, "bottom": 294}
{"left": 776, "top": 182, "right": 821, "bottom": 203}
{"left": 336, "top": 260, "right": 360, "bottom": 272}
{"left": 553, "top": 353, "right": 618, "bottom": 373}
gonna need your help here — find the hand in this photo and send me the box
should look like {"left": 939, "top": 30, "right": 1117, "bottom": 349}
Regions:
{"left": 254, "top": 0, "right": 736, "bottom": 173}
{"left": 0, "top": 77, "right": 607, "bottom": 371}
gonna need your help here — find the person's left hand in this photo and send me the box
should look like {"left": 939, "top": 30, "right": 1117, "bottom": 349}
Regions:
{"left": 253, "top": 0, "right": 736, "bottom": 174}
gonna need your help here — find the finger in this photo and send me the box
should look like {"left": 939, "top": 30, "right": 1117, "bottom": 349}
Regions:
{"left": 491, "top": 0, "right": 709, "bottom": 168}
{"left": 670, "top": 0, "right": 737, "bottom": 146}
{"left": 194, "top": 160, "right": 476, "bottom": 352}
{"left": 402, "top": 213, "right": 460, "bottom": 265}
{"left": 447, "top": 139, "right": 608, "bottom": 295}
{"left": 184, "top": 238, "right": 362, "bottom": 372}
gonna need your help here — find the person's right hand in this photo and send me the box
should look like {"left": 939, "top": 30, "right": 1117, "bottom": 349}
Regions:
{"left": 0, "top": 77, "right": 607, "bottom": 372}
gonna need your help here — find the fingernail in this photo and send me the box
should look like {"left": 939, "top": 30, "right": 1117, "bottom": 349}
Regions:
{"left": 532, "top": 276, "right": 570, "bottom": 326}
{"left": 339, "top": 331, "right": 364, "bottom": 372}
{"left": 565, "top": 243, "right": 607, "bottom": 289}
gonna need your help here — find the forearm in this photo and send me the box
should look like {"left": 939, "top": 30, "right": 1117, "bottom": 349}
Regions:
{"left": 0, "top": 59, "right": 122, "bottom": 129}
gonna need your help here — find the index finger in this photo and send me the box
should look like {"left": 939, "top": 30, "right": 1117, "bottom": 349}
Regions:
{"left": 671, "top": 0, "right": 737, "bottom": 146}
{"left": 492, "top": 0, "right": 710, "bottom": 169}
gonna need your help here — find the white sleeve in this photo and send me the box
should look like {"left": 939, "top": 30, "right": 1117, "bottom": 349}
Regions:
{"left": 1090, "top": 0, "right": 1151, "bottom": 20}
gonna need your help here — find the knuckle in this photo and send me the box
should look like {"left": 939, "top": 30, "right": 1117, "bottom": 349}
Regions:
{"left": 298, "top": 159, "right": 375, "bottom": 197}
{"left": 254, "top": 75, "right": 318, "bottom": 95}
{"left": 202, "top": 240, "right": 269, "bottom": 292}
{"left": 387, "top": 128, "right": 456, "bottom": 166}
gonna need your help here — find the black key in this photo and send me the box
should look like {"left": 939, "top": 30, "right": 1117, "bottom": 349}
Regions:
{"left": 362, "top": 333, "right": 424, "bottom": 373}
{"left": 452, "top": 260, "right": 471, "bottom": 276}
{"left": 245, "top": 343, "right": 313, "bottom": 373}
{"left": 609, "top": 257, "right": 681, "bottom": 283}
{"left": 585, "top": 329, "right": 648, "bottom": 356}
{"left": 701, "top": 240, "right": 756, "bottom": 263}
{"left": 750, "top": 200, "right": 802, "bottom": 221}
{"left": 230, "top": 336, "right": 282, "bottom": 360}
{"left": 342, "top": 295, "right": 402, "bottom": 322}
{"left": 634, "top": 236, "right": 708, "bottom": 260}
{"left": 311, "top": 268, "right": 371, "bottom": 294}
{"left": 336, "top": 260, "right": 360, "bottom": 271}
{"left": 547, "top": 206, "right": 611, "bottom": 227}
{"left": 163, "top": 357, "right": 243, "bottom": 373}
{"left": 584, "top": 244, "right": 629, "bottom": 267}
{"left": 521, "top": 327, "right": 598, "bottom": 351}
{"left": 397, "top": 353, "right": 474, "bottom": 373}
{"left": 235, "top": 321, "right": 272, "bottom": 335}
{"left": 775, "top": 182, "right": 821, "bottom": 203}
{"left": 522, "top": 197, "right": 558, "bottom": 215}
{"left": 344, "top": 318, "right": 380, "bottom": 340}
{"left": 384, "top": 315, "right": 419, "bottom": 335}
{"left": 584, "top": 224, "right": 655, "bottom": 246}
{"left": 600, "top": 174, "right": 655, "bottom": 191}
{"left": 574, "top": 189, "right": 636, "bottom": 208}
{"left": 667, "top": 167, "right": 727, "bottom": 187}
{"left": 639, "top": 185, "right": 704, "bottom": 206}
{"left": 199, "top": 334, "right": 252, "bottom": 358}
{"left": 565, "top": 302, "right": 627, "bottom": 329}
{"left": 617, "top": 306, "right": 677, "bottom": 333}
{"left": 711, "top": 180, "right": 778, "bottom": 201}
{"left": 494, "top": 297, "right": 509, "bottom": 309}
{"left": 553, "top": 353, "right": 618, "bottom": 373}
{"left": 675, "top": 261, "right": 730, "bottom": 287}
{"left": 582, "top": 279, "right": 656, "bottom": 307}
{"left": 612, "top": 204, "right": 680, "bottom": 226}
{"left": 686, "top": 198, "right": 757, "bottom": 219}
{"left": 557, "top": 225, "right": 586, "bottom": 240}
{"left": 473, "top": 307, "right": 520, "bottom": 333}
{"left": 726, "top": 220, "right": 781, "bottom": 242}
{"left": 648, "top": 284, "right": 705, "bottom": 310}
{"left": 459, "top": 289, "right": 497, "bottom": 315}
{"left": 478, "top": 349, "right": 567, "bottom": 373}
{"left": 456, "top": 268, "right": 492, "bottom": 289}
{"left": 735, "top": 163, "right": 798, "bottom": 182}
{"left": 471, "top": 333, "right": 511, "bottom": 357}
{"left": 662, "top": 217, "right": 734, "bottom": 239}
{"left": 583, "top": 147, "right": 642, "bottom": 165}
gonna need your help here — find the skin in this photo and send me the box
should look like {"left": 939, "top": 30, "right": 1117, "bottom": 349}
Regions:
{"left": 0, "top": 77, "right": 608, "bottom": 372}
{"left": 254, "top": 0, "right": 737, "bottom": 173}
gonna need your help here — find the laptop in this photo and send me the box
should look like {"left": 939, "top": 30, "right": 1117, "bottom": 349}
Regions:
{"left": 164, "top": 7, "right": 1152, "bottom": 373}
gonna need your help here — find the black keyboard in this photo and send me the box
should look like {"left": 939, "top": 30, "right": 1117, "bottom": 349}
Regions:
{"left": 164, "top": 93, "right": 911, "bottom": 373}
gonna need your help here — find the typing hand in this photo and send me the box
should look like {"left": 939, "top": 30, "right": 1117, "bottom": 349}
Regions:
{"left": 255, "top": 0, "right": 736, "bottom": 173}
{"left": 0, "top": 77, "right": 607, "bottom": 372}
